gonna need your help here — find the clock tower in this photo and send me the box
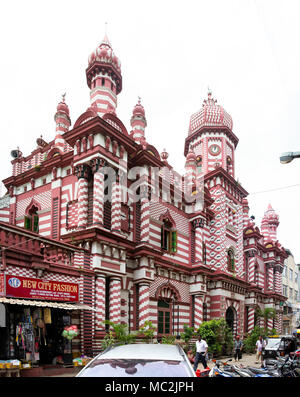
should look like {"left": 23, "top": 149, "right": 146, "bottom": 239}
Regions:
{"left": 184, "top": 90, "right": 239, "bottom": 180}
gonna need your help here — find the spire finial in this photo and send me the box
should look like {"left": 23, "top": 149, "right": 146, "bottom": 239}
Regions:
{"left": 105, "top": 21, "right": 108, "bottom": 35}
{"left": 138, "top": 96, "right": 141, "bottom": 105}
{"left": 62, "top": 92, "right": 66, "bottom": 103}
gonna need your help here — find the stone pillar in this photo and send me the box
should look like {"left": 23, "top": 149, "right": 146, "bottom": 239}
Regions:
{"left": 194, "top": 295, "right": 203, "bottom": 329}
{"left": 138, "top": 282, "right": 151, "bottom": 328}
{"left": 111, "top": 180, "right": 121, "bottom": 232}
{"left": 247, "top": 306, "right": 255, "bottom": 332}
{"left": 95, "top": 274, "right": 106, "bottom": 331}
{"left": 267, "top": 264, "right": 274, "bottom": 291}
{"left": 75, "top": 164, "right": 90, "bottom": 229}
{"left": 93, "top": 171, "right": 104, "bottom": 226}
{"left": 274, "top": 265, "right": 283, "bottom": 294}
{"left": 247, "top": 251, "right": 256, "bottom": 283}
{"left": 195, "top": 228, "right": 203, "bottom": 263}
{"left": 109, "top": 277, "right": 122, "bottom": 324}
{"left": 91, "top": 158, "right": 106, "bottom": 226}
{"left": 140, "top": 186, "right": 150, "bottom": 243}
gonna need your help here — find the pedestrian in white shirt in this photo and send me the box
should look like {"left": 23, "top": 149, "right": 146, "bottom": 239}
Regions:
{"left": 193, "top": 335, "right": 208, "bottom": 372}
{"left": 255, "top": 335, "right": 265, "bottom": 364}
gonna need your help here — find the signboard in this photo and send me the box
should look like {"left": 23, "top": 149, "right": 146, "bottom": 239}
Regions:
{"left": 5, "top": 275, "right": 79, "bottom": 302}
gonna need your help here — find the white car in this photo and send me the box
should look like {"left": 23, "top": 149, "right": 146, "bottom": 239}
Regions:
{"left": 76, "top": 343, "right": 196, "bottom": 377}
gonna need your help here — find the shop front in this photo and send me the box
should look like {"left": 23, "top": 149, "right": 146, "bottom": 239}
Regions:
{"left": 0, "top": 273, "right": 92, "bottom": 373}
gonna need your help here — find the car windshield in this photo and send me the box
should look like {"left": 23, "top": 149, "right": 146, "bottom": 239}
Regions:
{"left": 266, "top": 338, "right": 281, "bottom": 349}
{"left": 77, "top": 359, "right": 192, "bottom": 377}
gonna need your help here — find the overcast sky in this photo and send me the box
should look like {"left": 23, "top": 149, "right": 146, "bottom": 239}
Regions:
{"left": 0, "top": 0, "right": 299, "bottom": 262}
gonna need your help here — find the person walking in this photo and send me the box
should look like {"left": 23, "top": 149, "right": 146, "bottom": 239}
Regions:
{"left": 233, "top": 335, "right": 243, "bottom": 362}
{"left": 193, "top": 335, "right": 208, "bottom": 372}
{"left": 255, "top": 335, "right": 265, "bottom": 364}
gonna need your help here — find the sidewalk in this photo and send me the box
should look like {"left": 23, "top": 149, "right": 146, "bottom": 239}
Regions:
{"left": 47, "top": 353, "right": 261, "bottom": 377}
{"left": 198, "top": 352, "right": 263, "bottom": 373}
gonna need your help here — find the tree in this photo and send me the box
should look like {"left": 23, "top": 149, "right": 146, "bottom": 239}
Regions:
{"left": 195, "top": 318, "right": 233, "bottom": 357}
{"left": 256, "top": 307, "right": 277, "bottom": 331}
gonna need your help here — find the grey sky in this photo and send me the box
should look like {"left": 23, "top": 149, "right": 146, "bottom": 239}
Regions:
{"left": 0, "top": 0, "right": 299, "bottom": 261}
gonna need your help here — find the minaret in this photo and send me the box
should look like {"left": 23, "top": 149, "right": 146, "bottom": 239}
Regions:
{"left": 261, "top": 204, "right": 279, "bottom": 242}
{"left": 130, "top": 97, "right": 147, "bottom": 144}
{"left": 54, "top": 94, "right": 71, "bottom": 152}
{"left": 185, "top": 90, "right": 238, "bottom": 179}
{"left": 86, "top": 33, "right": 122, "bottom": 117}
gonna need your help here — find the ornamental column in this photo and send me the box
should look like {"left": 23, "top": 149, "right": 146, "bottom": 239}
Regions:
{"left": 267, "top": 263, "right": 274, "bottom": 291}
{"left": 95, "top": 274, "right": 106, "bottom": 332}
{"left": 91, "top": 158, "right": 106, "bottom": 226}
{"left": 140, "top": 185, "right": 150, "bottom": 243}
{"left": 194, "top": 295, "right": 204, "bottom": 329}
{"left": 246, "top": 250, "right": 256, "bottom": 283}
{"left": 75, "top": 164, "right": 91, "bottom": 229}
{"left": 247, "top": 306, "right": 255, "bottom": 332}
{"left": 138, "top": 282, "right": 151, "bottom": 328}
{"left": 109, "top": 277, "right": 122, "bottom": 324}
{"left": 274, "top": 265, "right": 283, "bottom": 294}
{"left": 111, "top": 177, "right": 122, "bottom": 232}
{"left": 192, "top": 218, "right": 205, "bottom": 264}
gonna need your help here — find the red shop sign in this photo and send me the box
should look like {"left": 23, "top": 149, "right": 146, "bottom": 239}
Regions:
{"left": 5, "top": 275, "right": 79, "bottom": 302}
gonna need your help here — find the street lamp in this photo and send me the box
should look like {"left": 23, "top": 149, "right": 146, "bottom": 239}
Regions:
{"left": 280, "top": 151, "right": 300, "bottom": 164}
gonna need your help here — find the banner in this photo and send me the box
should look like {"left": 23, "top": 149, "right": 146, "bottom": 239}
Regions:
{"left": 5, "top": 275, "right": 79, "bottom": 302}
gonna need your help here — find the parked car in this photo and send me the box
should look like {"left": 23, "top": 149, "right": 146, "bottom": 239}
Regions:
{"left": 76, "top": 343, "right": 196, "bottom": 377}
{"left": 262, "top": 335, "right": 298, "bottom": 360}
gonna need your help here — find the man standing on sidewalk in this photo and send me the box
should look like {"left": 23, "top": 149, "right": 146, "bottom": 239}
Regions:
{"left": 193, "top": 335, "right": 208, "bottom": 371}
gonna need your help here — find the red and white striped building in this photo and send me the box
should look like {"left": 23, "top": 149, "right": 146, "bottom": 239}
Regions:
{"left": 0, "top": 34, "right": 287, "bottom": 357}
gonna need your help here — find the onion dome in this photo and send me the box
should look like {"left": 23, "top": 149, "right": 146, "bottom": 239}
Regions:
{"left": 188, "top": 90, "right": 233, "bottom": 136}
{"left": 161, "top": 148, "right": 169, "bottom": 162}
{"left": 56, "top": 93, "right": 70, "bottom": 117}
{"left": 133, "top": 97, "right": 145, "bottom": 117}
{"left": 263, "top": 204, "right": 279, "bottom": 225}
{"left": 87, "top": 34, "right": 122, "bottom": 94}
{"left": 186, "top": 149, "right": 197, "bottom": 163}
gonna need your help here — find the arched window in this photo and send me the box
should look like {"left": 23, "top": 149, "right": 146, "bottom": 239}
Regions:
{"left": 24, "top": 204, "right": 39, "bottom": 233}
{"left": 227, "top": 248, "right": 235, "bottom": 272}
{"left": 161, "top": 218, "right": 177, "bottom": 253}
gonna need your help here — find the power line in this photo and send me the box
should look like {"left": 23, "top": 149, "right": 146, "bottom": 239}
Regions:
{"left": 249, "top": 183, "right": 300, "bottom": 195}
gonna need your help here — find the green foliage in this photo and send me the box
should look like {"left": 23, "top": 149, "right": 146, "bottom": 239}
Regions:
{"left": 180, "top": 324, "right": 195, "bottom": 345}
{"left": 161, "top": 335, "right": 176, "bottom": 344}
{"left": 138, "top": 320, "right": 156, "bottom": 343}
{"left": 101, "top": 330, "right": 115, "bottom": 350}
{"left": 103, "top": 320, "right": 137, "bottom": 345}
{"left": 243, "top": 325, "right": 276, "bottom": 353}
{"left": 255, "top": 308, "right": 277, "bottom": 331}
{"left": 195, "top": 318, "right": 233, "bottom": 357}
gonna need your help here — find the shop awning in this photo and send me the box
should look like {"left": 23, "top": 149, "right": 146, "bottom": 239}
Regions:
{"left": 0, "top": 297, "right": 96, "bottom": 311}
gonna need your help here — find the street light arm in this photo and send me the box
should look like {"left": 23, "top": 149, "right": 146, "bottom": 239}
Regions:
{"left": 280, "top": 151, "right": 300, "bottom": 164}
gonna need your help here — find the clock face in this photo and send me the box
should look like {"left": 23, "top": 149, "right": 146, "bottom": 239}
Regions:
{"left": 209, "top": 144, "right": 221, "bottom": 156}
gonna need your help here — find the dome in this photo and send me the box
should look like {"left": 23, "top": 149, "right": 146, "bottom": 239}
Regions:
{"left": 186, "top": 150, "right": 196, "bottom": 162}
{"left": 132, "top": 97, "right": 145, "bottom": 117}
{"left": 88, "top": 34, "right": 121, "bottom": 73}
{"left": 263, "top": 204, "right": 279, "bottom": 224}
{"left": 56, "top": 100, "right": 69, "bottom": 116}
{"left": 188, "top": 91, "right": 233, "bottom": 136}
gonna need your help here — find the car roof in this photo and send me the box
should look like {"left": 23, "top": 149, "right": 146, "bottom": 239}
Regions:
{"left": 98, "top": 343, "right": 185, "bottom": 361}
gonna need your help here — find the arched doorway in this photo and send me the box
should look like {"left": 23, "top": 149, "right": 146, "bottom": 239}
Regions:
{"left": 226, "top": 306, "right": 236, "bottom": 335}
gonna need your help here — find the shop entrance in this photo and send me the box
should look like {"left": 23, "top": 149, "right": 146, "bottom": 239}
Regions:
{"left": 5, "top": 305, "right": 73, "bottom": 365}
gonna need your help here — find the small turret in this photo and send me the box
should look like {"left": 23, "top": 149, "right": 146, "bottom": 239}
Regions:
{"left": 130, "top": 97, "right": 147, "bottom": 144}
{"left": 54, "top": 94, "right": 71, "bottom": 152}
{"left": 261, "top": 204, "right": 279, "bottom": 242}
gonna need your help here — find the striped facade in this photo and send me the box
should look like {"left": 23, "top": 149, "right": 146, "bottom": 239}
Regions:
{"left": 0, "top": 34, "right": 289, "bottom": 360}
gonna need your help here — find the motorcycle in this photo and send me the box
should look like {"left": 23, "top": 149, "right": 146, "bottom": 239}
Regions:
{"left": 208, "top": 359, "right": 239, "bottom": 377}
